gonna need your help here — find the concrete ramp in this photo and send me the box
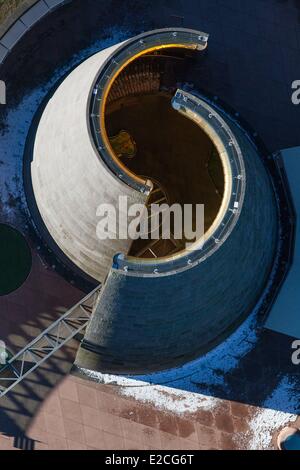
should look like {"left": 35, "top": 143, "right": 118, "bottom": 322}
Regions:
{"left": 265, "top": 147, "right": 300, "bottom": 339}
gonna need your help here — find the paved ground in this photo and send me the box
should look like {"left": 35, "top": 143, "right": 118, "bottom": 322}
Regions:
{"left": 0, "top": 242, "right": 83, "bottom": 443}
{"left": 13, "top": 377, "right": 288, "bottom": 450}
{"left": 0, "top": 0, "right": 300, "bottom": 450}
{"left": 0, "top": 371, "right": 299, "bottom": 450}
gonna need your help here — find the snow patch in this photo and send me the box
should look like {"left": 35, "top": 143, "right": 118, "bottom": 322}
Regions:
{"left": 247, "top": 376, "right": 299, "bottom": 450}
{"left": 79, "top": 367, "right": 218, "bottom": 414}
{"left": 78, "top": 308, "right": 260, "bottom": 414}
{"left": 78, "top": 260, "right": 291, "bottom": 418}
{"left": 120, "top": 383, "right": 218, "bottom": 414}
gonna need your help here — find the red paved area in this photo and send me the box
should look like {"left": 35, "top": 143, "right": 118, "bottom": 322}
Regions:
{"left": 0, "top": 374, "right": 252, "bottom": 450}
{"left": 0, "top": 239, "right": 84, "bottom": 448}
{"left": 0, "top": 240, "right": 299, "bottom": 451}
{"left": 0, "top": 246, "right": 83, "bottom": 355}
{"left": 1, "top": 372, "right": 298, "bottom": 451}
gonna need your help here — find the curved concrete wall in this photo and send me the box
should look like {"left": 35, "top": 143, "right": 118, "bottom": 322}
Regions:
{"left": 30, "top": 29, "right": 208, "bottom": 284}
{"left": 75, "top": 109, "right": 279, "bottom": 374}
{"left": 29, "top": 26, "right": 278, "bottom": 373}
{"left": 31, "top": 44, "right": 149, "bottom": 282}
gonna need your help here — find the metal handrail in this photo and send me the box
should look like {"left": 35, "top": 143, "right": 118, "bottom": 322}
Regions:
{"left": 114, "top": 89, "right": 246, "bottom": 275}
{"left": 90, "top": 28, "right": 209, "bottom": 193}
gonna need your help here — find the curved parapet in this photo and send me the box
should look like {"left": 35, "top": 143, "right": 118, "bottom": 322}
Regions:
{"left": 89, "top": 28, "right": 209, "bottom": 192}
{"left": 113, "top": 90, "right": 246, "bottom": 274}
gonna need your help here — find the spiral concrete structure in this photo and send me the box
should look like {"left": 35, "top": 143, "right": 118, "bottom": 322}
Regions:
{"left": 29, "top": 28, "right": 279, "bottom": 374}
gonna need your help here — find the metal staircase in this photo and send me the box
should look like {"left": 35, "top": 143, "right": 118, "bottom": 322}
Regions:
{"left": 0, "top": 286, "right": 101, "bottom": 398}
{"left": 131, "top": 178, "right": 184, "bottom": 258}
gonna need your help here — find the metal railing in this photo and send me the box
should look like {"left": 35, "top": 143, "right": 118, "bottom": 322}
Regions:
{"left": 90, "top": 28, "right": 209, "bottom": 193}
{"left": 114, "top": 89, "right": 246, "bottom": 275}
{"left": 0, "top": 285, "right": 101, "bottom": 398}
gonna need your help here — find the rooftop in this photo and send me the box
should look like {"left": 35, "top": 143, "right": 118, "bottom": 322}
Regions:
{"left": 0, "top": 0, "right": 299, "bottom": 451}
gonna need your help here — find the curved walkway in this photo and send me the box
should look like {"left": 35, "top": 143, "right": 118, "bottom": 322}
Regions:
{"left": 0, "top": 0, "right": 69, "bottom": 63}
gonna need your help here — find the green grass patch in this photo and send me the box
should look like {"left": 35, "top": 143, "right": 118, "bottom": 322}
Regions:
{"left": 0, "top": 224, "right": 32, "bottom": 296}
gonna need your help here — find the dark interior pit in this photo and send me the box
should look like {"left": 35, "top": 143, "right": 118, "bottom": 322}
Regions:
{"left": 105, "top": 51, "right": 225, "bottom": 258}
